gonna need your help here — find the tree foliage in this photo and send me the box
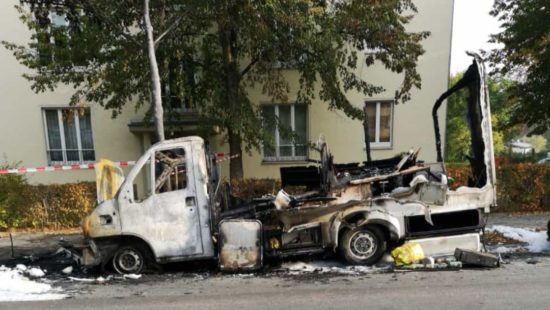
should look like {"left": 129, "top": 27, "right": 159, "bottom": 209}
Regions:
{"left": 525, "top": 135, "right": 547, "bottom": 153}
{"left": 0, "top": 163, "right": 28, "bottom": 229}
{"left": 3, "top": 0, "right": 429, "bottom": 179}
{"left": 445, "top": 72, "right": 513, "bottom": 162}
{"left": 485, "top": 0, "right": 550, "bottom": 134}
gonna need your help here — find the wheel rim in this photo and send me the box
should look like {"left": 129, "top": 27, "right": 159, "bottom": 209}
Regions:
{"left": 349, "top": 230, "right": 377, "bottom": 260}
{"left": 113, "top": 248, "right": 143, "bottom": 274}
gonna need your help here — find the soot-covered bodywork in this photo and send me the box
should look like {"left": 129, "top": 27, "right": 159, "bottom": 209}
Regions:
{"left": 222, "top": 54, "right": 496, "bottom": 264}
{"left": 80, "top": 54, "right": 496, "bottom": 272}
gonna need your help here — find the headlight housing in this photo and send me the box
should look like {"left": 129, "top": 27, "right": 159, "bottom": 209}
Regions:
{"left": 99, "top": 214, "right": 113, "bottom": 225}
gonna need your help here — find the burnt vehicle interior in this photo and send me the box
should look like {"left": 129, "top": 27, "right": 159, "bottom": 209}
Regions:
{"left": 211, "top": 56, "right": 493, "bottom": 259}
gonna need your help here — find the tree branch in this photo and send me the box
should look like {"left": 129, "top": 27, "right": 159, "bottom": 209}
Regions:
{"left": 240, "top": 57, "right": 260, "bottom": 77}
{"left": 82, "top": 1, "right": 142, "bottom": 47}
{"left": 154, "top": 16, "right": 183, "bottom": 47}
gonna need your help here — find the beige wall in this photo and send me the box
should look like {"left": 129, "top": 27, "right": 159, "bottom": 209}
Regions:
{"left": 0, "top": 0, "right": 145, "bottom": 184}
{"left": 1, "top": 0, "right": 453, "bottom": 183}
{"left": 231, "top": 0, "right": 454, "bottom": 179}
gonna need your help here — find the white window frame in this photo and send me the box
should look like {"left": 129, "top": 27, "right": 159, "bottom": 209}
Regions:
{"left": 42, "top": 108, "right": 95, "bottom": 165}
{"left": 365, "top": 100, "right": 394, "bottom": 149}
{"left": 263, "top": 104, "right": 308, "bottom": 162}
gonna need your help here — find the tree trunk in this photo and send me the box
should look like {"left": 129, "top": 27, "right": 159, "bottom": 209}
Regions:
{"left": 228, "top": 128, "right": 244, "bottom": 180}
{"left": 143, "top": 0, "right": 165, "bottom": 142}
{"left": 363, "top": 105, "right": 372, "bottom": 164}
{"left": 219, "top": 23, "right": 244, "bottom": 180}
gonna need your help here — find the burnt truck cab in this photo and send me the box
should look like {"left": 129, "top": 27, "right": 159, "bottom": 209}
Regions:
{"left": 81, "top": 54, "right": 496, "bottom": 273}
{"left": 81, "top": 137, "right": 218, "bottom": 273}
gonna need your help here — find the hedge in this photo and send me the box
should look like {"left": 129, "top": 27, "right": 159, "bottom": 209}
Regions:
{"left": 446, "top": 163, "right": 550, "bottom": 212}
{"left": 0, "top": 177, "right": 96, "bottom": 230}
{"left": 1, "top": 163, "right": 548, "bottom": 230}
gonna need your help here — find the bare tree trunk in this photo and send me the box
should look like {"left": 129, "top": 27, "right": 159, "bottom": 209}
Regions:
{"left": 219, "top": 22, "right": 244, "bottom": 180}
{"left": 363, "top": 105, "right": 372, "bottom": 164}
{"left": 143, "top": 0, "right": 165, "bottom": 142}
{"left": 228, "top": 128, "right": 244, "bottom": 180}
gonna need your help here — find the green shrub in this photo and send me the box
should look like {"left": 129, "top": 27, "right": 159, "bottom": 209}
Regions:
{"left": 447, "top": 162, "right": 550, "bottom": 212}
{"left": 0, "top": 164, "right": 30, "bottom": 229}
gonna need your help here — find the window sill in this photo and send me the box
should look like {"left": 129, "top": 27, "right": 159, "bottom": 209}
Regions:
{"left": 364, "top": 145, "right": 393, "bottom": 150}
{"left": 262, "top": 159, "right": 309, "bottom": 165}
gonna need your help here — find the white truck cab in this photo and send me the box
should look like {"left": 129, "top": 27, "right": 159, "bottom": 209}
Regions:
{"left": 82, "top": 137, "right": 217, "bottom": 273}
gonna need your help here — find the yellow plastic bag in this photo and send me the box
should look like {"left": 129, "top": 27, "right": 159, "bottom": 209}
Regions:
{"left": 391, "top": 242, "right": 425, "bottom": 266}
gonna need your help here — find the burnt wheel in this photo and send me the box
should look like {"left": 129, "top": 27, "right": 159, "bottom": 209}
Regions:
{"left": 340, "top": 226, "right": 387, "bottom": 265}
{"left": 112, "top": 245, "right": 146, "bottom": 274}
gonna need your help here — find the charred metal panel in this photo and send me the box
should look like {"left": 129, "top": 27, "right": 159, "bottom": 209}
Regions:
{"left": 219, "top": 220, "right": 262, "bottom": 271}
{"left": 191, "top": 139, "right": 216, "bottom": 259}
{"left": 280, "top": 166, "right": 321, "bottom": 189}
{"left": 432, "top": 53, "right": 496, "bottom": 195}
{"left": 455, "top": 248, "right": 499, "bottom": 267}
{"left": 471, "top": 53, "right": 497, "bottom": 200}
{"left": 417, "top": 182, "right": 447, "bottom": 205}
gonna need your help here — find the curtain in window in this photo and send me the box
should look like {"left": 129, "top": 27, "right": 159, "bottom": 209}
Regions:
{"left": 63, "top": 111, "right": 80, "bottom": 162}
{"left": 294, "top": 105, "right": 307, "bottom": 156}
{"left": 278, "top": 106, "right": 293, "bottom": 157}
{"left": 45, "top": 110, "right": 63, "bottom": 162}
{"left": 366, "top": 103, "right": 377, "bottom": 143}
{"left": 262, "top": 106, "right": 277, "bottom": 158}
{"left": 79, "top": 109, "right": 95, "bottom": 161}
{"left": 379, "top": 102, "right": 392, "bottom": 143}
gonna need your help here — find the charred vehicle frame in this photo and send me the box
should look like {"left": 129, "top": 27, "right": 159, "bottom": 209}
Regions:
{"left": 80, "top": 54, "right": 496, "bottom": 273}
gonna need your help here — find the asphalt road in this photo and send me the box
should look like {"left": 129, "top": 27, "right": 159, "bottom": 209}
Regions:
{"left": 2, "top": 254, "right": 550, "bottom": 310}
{"left": 1, "top": 213, "right": 549, "bottom": 310}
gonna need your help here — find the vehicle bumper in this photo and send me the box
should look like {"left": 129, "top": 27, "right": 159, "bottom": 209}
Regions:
{"left": 80, "top": 239, "right": 102, "bottom": 267}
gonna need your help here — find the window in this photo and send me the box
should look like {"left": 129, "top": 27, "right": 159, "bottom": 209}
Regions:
{"left": 162, "top": 60, "right": 198, "bottom": 112}
{"left": 132, "top": 148, "right": 187, "bottom": 202}
{"left": 30, "top": 6, "right": 89, "bottom": 67}
{"left": 365, "top": 100, "right": 393, "bottom": 148}
{"left": 154, "top": 149, "right": 187, "bottom": 194}
{"left": 262, "top": 104, "right": 307, "bottom": 161}
{"left": 35, "top": 10, "right": 69, "bottom": 66}
{"left": 43, "top": 108, "right": 95, "bottom": 164}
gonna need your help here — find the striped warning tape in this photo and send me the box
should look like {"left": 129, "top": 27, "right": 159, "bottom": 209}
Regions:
{"left": 215, "top": 153, "right": 240, "bottom": 163}
{"left": 0, "top": 161, "right": 137, "bottom": 175}
{"left": 0, "top": 153, "right": 240, "bottom": 174}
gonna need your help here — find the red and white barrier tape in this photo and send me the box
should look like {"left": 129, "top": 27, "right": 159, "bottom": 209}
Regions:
{"left": 0, "top": 161, "right": 137, "bottom": 175}
{"left": 0, "top": 153, "right": 240, "bottom": 174}
{"left": 215, "top": 153, "right": 240, "bottom": 163}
